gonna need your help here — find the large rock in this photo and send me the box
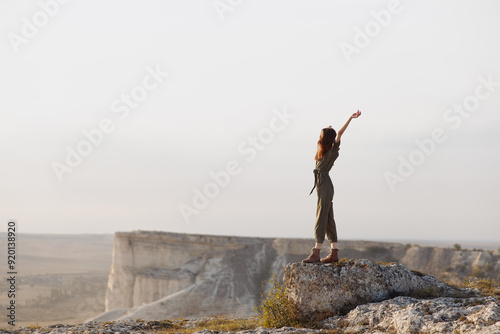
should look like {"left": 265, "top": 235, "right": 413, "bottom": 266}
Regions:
{"left": 284, "top": 259, "right": 468, "bottom": 317}
{"left": 323, "top": 296, "right": 500, "bottom": 334}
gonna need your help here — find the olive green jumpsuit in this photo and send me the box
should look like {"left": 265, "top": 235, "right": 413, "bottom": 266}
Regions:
{"left": 309, "top": 140, "right": 341, "bottom": 244}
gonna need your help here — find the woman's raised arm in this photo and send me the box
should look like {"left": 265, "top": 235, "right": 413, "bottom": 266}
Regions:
{"left": 335, "top": 110, "right": 361, "bottom": 143}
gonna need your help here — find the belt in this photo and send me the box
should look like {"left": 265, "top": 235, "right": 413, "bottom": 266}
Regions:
{"left": 309, "top": 169, "right": 328, "bottom": 195}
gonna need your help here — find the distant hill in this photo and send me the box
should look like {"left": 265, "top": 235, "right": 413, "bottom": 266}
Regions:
{"left": 0, "top": 233, "right": 114, "bottom": 326}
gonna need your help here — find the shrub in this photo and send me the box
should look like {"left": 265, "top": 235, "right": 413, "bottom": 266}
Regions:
{"left": 410, "top": 285, "right": 441, "bottom": 299}
{"left": 411, "top": 269, "right": 425, "bottom": 277}
{"left": 464, "top": 278, "right": 500, "bottom": 297}
{"left": 257, "top": 274, "right": 300, "bottom": 328}
{"left": 453, "top": 244, "right": 462, "bottom": 251}
{"left": 471, "top": 265, "right": 486, "bottom": 278}
{"left": 153, "top": 317, "right": 260, "bottom": 334}
{"left": 193, "top": 317, "right": 259, "bottom": 332}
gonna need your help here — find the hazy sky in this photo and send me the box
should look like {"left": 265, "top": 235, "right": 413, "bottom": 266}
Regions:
{"left": 1, "top": 0, "right": 499, "bottom": 242}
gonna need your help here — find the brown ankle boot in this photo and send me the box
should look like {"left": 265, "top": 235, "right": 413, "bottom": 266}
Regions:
{"left": 302, "top": 248, "right": 321, "bottom": 264}
{"left": 320, "top": 248, "right": 339, "bottom": 263}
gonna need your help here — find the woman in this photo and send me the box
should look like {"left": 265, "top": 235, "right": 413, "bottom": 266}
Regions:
{"left": 302, "top": 110, "right": 361, "bottom": 264}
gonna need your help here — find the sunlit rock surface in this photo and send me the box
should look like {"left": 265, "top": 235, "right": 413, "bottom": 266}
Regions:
{"left": 324, "top": 296, "right": 500, "bottom": 334}
{"left": 284, "top": 259, "right": 467, "bottom": 317}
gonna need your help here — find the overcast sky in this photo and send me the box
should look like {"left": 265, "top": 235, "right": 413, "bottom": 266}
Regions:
{"left": 1, "top": 0, "right": 499, "bottom": 242}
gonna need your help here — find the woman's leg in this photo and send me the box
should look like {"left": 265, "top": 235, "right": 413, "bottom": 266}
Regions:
{"left": 314, "top": 193, "right": 332, "bottom": 245}
{"left": 326, "top": 202, "right": 338, "bottom": 245}
{"left": 314, "top": 182, "right": 333, "bottom": 244}
{"left": 303, "top": 177, "right": 333, "bottom": 264}
{"left": 321, "top": 194, "right": 339, "bottom": 263}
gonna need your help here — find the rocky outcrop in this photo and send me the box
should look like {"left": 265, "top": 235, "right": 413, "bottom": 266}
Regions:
{"left": 284, "top": 259, "right": 468, "bottom": 318}
{"left": 285, "top": 259, "right": 499, "bottom": 333}
{"left": 6, "top": 308, "right": 500, "bottom": 334}
{"left": 4, "top": 304, "right": 500, "bottom": 334}
{"left": 98, "top": 231, "right": 499, "bottom": 321}
{"left": 324, "top": 296, "right": 500, "bottom": 334}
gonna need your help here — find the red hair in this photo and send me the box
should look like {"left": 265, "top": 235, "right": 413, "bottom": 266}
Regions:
{"left": 314, "top": 127, "right": 337, "bottom": 161}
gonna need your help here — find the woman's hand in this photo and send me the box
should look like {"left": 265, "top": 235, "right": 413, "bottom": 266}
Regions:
{"left": 351, "top": 110, "right": 362, "bottom": 118}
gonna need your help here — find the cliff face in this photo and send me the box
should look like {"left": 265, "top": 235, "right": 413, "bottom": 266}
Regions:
{"left": 104, "top": 231, "right": 311, "bottom": 319}
{"left": 401, "top": 245, "right": 499, "bottom": 281}
{"left": 101, "top": 231, "right": 499, "bottom": 321}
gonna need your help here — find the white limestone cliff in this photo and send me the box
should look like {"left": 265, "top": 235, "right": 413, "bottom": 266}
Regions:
{"left": 95, "top": 231, "right": 499, "bottom": 321}
{"left": 101, "top": 231, "right": 311, "bottom": 320}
